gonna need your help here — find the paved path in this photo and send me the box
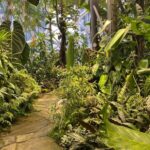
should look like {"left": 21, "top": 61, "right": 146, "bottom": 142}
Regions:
{"left": 0, "top": 93, "right": 62, "bottom": 150}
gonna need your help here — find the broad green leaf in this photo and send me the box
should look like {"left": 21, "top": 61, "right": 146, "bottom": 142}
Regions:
{"left": 98, "top": 20, "right": 111, "bottom": 35}
{"left": 12, "top": 21, "right": 26, "bottom": 55}
{"left": 103, "top": 121, "right": 150, "bottom": 150}
{"left": 0, "top": 21, "right": 25, "bottom": 55}
{"left": 138, "top": 59, "right": 149, "bottom": 69}
{"left": 98, "top": 74, "right": 111, "bottom": 95}
{"left": 98, "top": 74, "right": 108, "bottom": 88}
{"left": 21, "top": 43, "right": 30, "bottom": 65}
{"left": 101, "top": 86, "right": 111, "bottom": 95}
{"left": 104, "top": 25, "right": 130, "bottom": 57}
{"left": 137, "top": 68, "right": 150, "bottom": 75}
{"left": 94, "top": 20, "right": 111, "bottom": 41}
{"left": 0, "top": 21, "right": 30, "bottom": 65}
{"left": 92, "top": 63, "right": 99, "bottom": 75}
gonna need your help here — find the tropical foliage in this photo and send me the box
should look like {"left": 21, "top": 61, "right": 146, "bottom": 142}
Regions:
{"left": 0, "top": 22, "right": 40, "bottom": 130}
{"left": 0, "top": 0, "right": 150, "bottom": 150}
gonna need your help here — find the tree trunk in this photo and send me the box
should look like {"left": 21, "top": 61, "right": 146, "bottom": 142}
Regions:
{"left": 107, "top": 0, "right": 118, "bottom": 34}
{"left": 55, "top": 0, "right": 67, "bottom": 66}
{"left": 90, "top": 0, "right": 99, "bottom": 50}
{"left": 49, "top": 17, "right": 53, "bottom": 51}
{"left": 59, "top": 25, "right": 67, "bottom": 66}
{"left": 59, "top": 0, "right": 67, "bottom": 66}
{"left": 135, "top": 36, "right": 144, "bottom": 60}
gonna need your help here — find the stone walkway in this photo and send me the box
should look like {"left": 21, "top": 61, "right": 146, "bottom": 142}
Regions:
{"left": 0, "top": 93, "right": 62, "bottom": 150}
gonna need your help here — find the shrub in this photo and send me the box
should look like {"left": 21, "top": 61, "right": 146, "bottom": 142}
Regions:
{"left": 51, "top": 66, "right": 98, "bottom": 144}
{"left": 0, "top": 69, "right": 41, "bottom": 129}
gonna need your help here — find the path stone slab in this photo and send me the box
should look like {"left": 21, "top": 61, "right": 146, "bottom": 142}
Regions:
{"left": 0, "top": 93, "right": 62, "bottom": 150}
{"left": 1, "top": 143, "right": 16, "bottom": 150}
{"left": 16, "top": 137, "right": 62, "bottom": 150}
{"left": 16, "top": 133, "right": 34, "bottom": 143}
{"left": 0, "top": 136, "right": 15, "bottom": 148}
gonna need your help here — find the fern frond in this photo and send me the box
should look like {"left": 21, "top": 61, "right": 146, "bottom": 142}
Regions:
{"left": 117, "top": 73, "right": 133, "bottom": 103}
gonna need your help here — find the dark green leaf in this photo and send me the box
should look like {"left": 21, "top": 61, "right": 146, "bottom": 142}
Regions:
{"left": 21, "top": 43, "right": 30, "bottom": 65}
{"left": 0, "top": 21, "right": 30, "bottom": 65}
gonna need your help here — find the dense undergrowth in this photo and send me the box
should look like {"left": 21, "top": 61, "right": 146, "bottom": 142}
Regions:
{"left": 0, "top": 29, "right": 41, "bottom": 130}
{"left": 51, "top": 24, "right": 150, "bottom": 149}
{"left": 0, "top": 1, "right": 150, "bottom": 150}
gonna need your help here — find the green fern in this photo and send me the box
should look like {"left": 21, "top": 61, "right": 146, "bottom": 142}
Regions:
{"left": 117, "top": 73, "right": 134, "bottom": 103}
{"left": 0, "top": 87, "right": 8, "bottom": 99}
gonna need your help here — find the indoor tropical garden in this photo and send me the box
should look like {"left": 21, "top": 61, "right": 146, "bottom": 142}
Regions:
{"left": 0, "top": 0, "right": 150, "bottom": 150}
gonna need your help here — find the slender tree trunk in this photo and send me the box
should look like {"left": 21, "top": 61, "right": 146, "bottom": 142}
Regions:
{"left": 49, "top": 17, "right": 53, "bottom": 51}
{"left": 55, "top": 0, "right": 67, "bottom": 66}
{"left": 90, "top": 0, "right": 99, "bottom": 50}
{"left": 59, "top": 0, "right": 67, "bottom": 66}
{"left": 59, "top": 26, "right": 66, "bottom": 66}
{"left": 135, "top": 36, "right": 144, "bottom": 60}
{"left": 107, "top": 0, "right": 118, "bottom": 34}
